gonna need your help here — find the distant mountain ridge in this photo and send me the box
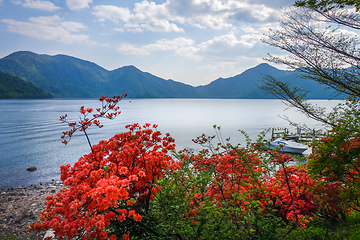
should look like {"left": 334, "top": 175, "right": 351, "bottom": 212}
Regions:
{"left": 0, "top": 51, "right": 338, "bottom": 99}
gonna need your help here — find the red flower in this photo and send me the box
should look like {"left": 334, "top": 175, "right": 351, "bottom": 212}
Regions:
{"left": 133, "top": 214, "right": 142, "bottom": 222}
{"left": 138, "top": 171, "right": 146, "bottom": 177}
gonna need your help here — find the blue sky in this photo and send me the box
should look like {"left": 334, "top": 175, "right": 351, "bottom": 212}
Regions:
{"left": 0, "top": 0, "right": 295, "bottom": 86}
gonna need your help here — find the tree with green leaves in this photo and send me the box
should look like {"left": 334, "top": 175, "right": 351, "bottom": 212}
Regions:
{"left": 295, "top": 0, "right": 360, "bottom": 11}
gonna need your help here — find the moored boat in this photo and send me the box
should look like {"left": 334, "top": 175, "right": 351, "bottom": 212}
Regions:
{"left": 263, "top": 138, "right": 308, "bottom": 154}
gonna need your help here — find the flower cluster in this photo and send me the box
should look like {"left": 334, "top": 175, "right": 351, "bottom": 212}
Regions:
{"left": 29, "top": 123, "right": 175, "bottom": 240}
{"left": 155, "top": 136, "right": 348, "bottom": 238}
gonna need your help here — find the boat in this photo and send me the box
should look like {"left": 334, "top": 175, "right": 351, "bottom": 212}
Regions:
{"left": 263, "top": 138, "right": 308, "bottom": 154}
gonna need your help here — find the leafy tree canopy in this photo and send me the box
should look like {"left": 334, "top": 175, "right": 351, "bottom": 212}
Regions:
{"left": 295, "top": 0, "right": 360, "bottom": 11}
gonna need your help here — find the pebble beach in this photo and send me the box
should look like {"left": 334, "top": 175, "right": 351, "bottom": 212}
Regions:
{"left": 0, "top": 181, "right": 65, "bottom": 240}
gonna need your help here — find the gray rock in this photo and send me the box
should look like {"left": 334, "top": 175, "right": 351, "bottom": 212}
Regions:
{"left": 27, "top": 166, "right": 37, "bottom": 171}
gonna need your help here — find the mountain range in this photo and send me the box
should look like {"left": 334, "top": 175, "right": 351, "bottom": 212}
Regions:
{"left": 0, "top": 51, "right": 337, "bottom": 99}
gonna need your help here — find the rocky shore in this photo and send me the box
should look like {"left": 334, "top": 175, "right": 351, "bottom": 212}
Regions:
{"left": 0, "top": 181, "right": 65, "bottom": 240}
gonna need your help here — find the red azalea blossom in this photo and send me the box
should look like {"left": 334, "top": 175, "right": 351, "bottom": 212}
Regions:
{"left": 29, "top": 122, "right": 176, "bottom": 240}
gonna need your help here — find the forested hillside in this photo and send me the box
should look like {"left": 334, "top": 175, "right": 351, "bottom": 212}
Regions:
{"left": 0, "top": 71, "right": 52, "bottom": 99}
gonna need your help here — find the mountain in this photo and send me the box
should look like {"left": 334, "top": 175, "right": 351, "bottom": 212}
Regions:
{"left": 0, "top": 51, "right": 202, "bottom": 98}
{"left": 196, "top": 63, "right": 294, "bottom": 98}
{"left": 0, "top": 51, "right": 110, "bottom": 98}
{"left": 106, "top": 66, "right": 202, "bottom": 98}
{"left": 196, "top": 63, "right": 337, "bottom": 99}
{"left": 0, "top": 51, "right": 339, "bottom": 99}
{"left": 0, "top": 71, "right": 52, "bottom": 99}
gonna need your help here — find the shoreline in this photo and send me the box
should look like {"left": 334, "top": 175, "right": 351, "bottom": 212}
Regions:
{"left": 0, "top": 181, "right": 65, "bottom": 240}
{"left": 0, "top": 179, "right": 62, "bottom": 192}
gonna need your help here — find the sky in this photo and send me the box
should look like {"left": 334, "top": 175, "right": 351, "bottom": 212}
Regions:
{"left": 0, "top": 0, "right": 295, "bottom": 86}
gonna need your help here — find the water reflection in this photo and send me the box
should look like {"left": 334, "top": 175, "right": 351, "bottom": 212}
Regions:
{"left": 0, "top": 99, "right": 339, "bottom": 189}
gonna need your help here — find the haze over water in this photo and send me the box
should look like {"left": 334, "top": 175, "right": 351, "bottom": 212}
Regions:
{"left": 0, "top": 99, "right": 338, "bottom": 189}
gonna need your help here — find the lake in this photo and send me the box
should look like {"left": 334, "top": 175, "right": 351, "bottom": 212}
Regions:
{"left": 0, "top": 98, "right": 339, "bottom": 189}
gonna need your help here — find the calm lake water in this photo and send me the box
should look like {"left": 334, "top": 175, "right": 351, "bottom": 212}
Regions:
{"left": 0, "top": 99, "right": 339, "bottom": 189}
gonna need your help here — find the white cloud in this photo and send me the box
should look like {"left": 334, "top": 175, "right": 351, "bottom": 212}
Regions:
{"left": 66, "top": 0, "right": 92, "bottom": 10}
{"left": 12, "top": 0, "right": 61, "bottom": 11}
{"left": 60, "top": 21, "right": 87, "bottom": 32}
{"left": 240, "top": 33, "right": 263, "bottom": 44}
{"left": 175, "top": 46, "right": 203, "bottom": 61}
{"left": 117, "top": 37, "right": 195, "bottom": 56}
{"left": 228, "top": 4, "right": 277, "bottom": 23}
{"left": 197, "top": 56, "right": 266, "bottom": 79}
{"left": 129, "top": 0, "right": 184, "bottom": 32}
{"left": 91, "top": 0, "right": 280, "bottom": 33}
{"left": 127, "top": 20, "right": 183, "bottom": 33}
{"left": 194, "top": 32, "right": 270, "bottom": 61}
{"left": 244, "top": 0, "right": 294, "bottom": 9}
{"left": 1, "top": 15, "right": 90, "bottom": 44}
{"left": 113, "top": 28, "right": 124, "bottom": 32}
{"left": 144, "top": 37, "right": 194, "bottom": 51}
{"left": 0, "top": 0, "right": 4, "bottom": 4}
{"left": 92, "top": 5, "right": 131, "bottom": 22}
{"left": 196, "top": 33, "right": 258, "bottom": 60}
{"left": 116, "top": 32, "right": 267, "bottom": 63}
{"left": 198, "top": 61, "right": 236, "bottom": 71}
{"left": 166, "top": 0, "right": 278, "bottom": 28}
{"left": 336, "top": 29, "right": 358, "bottom": 38}
{"left": 117, "top": 43, "right": 150, "bottom": 56}
{"left": 92, "top": 2, "right": 184, "bottom": 33}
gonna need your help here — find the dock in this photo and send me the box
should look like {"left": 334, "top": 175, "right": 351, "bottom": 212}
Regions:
{"left": 271, "top": 127, "right": 327, "bottom": 143}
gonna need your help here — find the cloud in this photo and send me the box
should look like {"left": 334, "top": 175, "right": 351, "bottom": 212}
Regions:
{"left": 126, "top": 20, "right": 184, "bottom": 33}
{"left": 166, "top": 0, "right": 279, "bottom": 28}
{"left": 336, "top": 29, "right": 358, "bottom": 38}
{"left": 66, "top": 0, "right": 92, "bottom": 10}
{"left": 92, "top": 5, "right": 131, "bottom": 22}
{"left": 244, "top": 0, "right": 294, "bottom": 9}
{"left": 144, "top": 37, "right": 194, "bottom": 51}
{"left": 175, "top": 46, "right": 203, "bottom": 61}
{"left": 92, "top": 2, "right": 184, "bottom": 33}
{"left": 92, "top": 0, "right": 281, "bottom": 33}
{"left": 129, "top": 1, "right": 184, "bottom": 32}
{"left": 115, "top": 31, "right": 269, "bottom": 63}
{"left": 14, "top": 0, "right": 61, "bottom": 11}
{"left": 116, "top": 37, "right": 195, "bottom": 56}
{"left": 194, "top": 33, "right": 266, "bottom": 62}
{"left": 113, "top": 28, "right": 124, "bottom": 32}
{"left": 116, "top": 31, "right": 272, "bottom": 63}
{"left": 117, "top": 43, "right": 150, "bottom": 56}
{"left": 230, "top": 7, "right": 277, "bottom": 23}
{"left": 197, "top": 61, "right": 238, "bottom": 72}
{"left": 1, "top": 15, "right": 90, "bottom": 44}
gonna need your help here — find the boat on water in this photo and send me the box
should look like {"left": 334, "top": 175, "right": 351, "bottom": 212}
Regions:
{"left": 263, "top": 138, "right": 308, "bottom": 154}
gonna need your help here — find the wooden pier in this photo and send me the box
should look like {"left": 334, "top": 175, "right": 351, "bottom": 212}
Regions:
{"left": 271, "top": 127, "right": 327, "bottom": 143}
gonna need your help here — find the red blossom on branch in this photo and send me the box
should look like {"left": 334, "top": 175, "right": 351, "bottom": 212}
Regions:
{"left": 29, "top": 123, "right": 176, "bottom": 240}
{"left": 60, "top": 95, "right": 127, "bottom": 145}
